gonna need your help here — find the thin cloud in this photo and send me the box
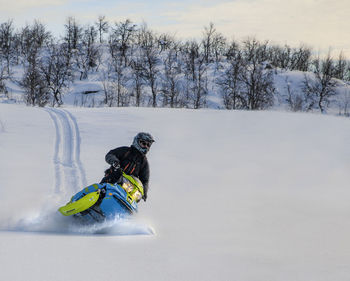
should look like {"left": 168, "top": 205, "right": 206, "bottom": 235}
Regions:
{"left": 0, "top": 0, "right": 68, "bottom": 11}
{"left": 157, "top": 0, "right": 350, "bottom": 54}
{"left": 0, "top": 0, "right": 349, "bottom": 56}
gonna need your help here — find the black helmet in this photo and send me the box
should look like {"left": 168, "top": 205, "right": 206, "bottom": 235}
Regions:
{"left": 132, "top": 132, "right": 155, "bottom": 154}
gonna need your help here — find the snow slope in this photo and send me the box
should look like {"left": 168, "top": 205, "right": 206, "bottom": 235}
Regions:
{"left": 0, "top": 104, "right": 350, "bottom": 281}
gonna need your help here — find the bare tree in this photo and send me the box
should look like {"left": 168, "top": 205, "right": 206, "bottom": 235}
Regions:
{"left": 211, "top": 31, "right": 227, "bottom": 65}
{"left": 19, "top": 21, "right": 51, "bottom": 107}
{"left": 0, "top": 58, "right": 9, "bottom": 97}
{"left": 161, "top": 48, "right": 183, "bottom": 107}
{"left": 31, "top": 20, "right": 52, "bottom": 48}
{"left": 64, "top": 17, "right": 82, "bottom": 52}
{"left": 302, "top": 53, "right": 337, "bottom": 113}
{"left": 17, "top": 21, "right": 51, "bottom": 62}
{"left": 22, "top": 50, "right": 49, "bottom": 107}
{"left": 266, "top": 43, "right": 312, "bottom": 72}
{"left": 183, "top": 40, "right": 200, "bottom": 82}
{"left": 290, "top": 45, "right": 312, "bottom": 71}
{"left": 202, "top": 22, "right": 216, "bottom": 64}
{"left": 138, "top": 27, "right": 160, "bottom": 107}
{"left": 108, "top": 49, "right": 129, "bottom": 107}
{"left": 201, "top": 22, "right": 227, "bottom": 65}
{"left": 239, "top": 59, "right": 275, "bottom": 110}
{"left": 0, "top": 20, "right": 14, "bottom": 74}
{"left": 225, "top": 40, "right": 240, "bottom": 61}
{"left": 236, "top": 38, "right": 275, "bottom": 109}
{"left": 242, "top": 38, "right": 269, "bottom": 64}
{"left": 101, "top": 71, "right": 117, "bottom": 107}
{"left": 267, "top": 44, "right": 292, "bottom": 69}
{"left": 11, "top": 31, "right": 22, "bottom": 65}
{"left": 191, "top": 55, "right": 208, "bottom": 109}
{"left": 130, "top": 51, "right": 145, "bottom": 107}
{"left": 157, "top": 33, "right": 176, "bottom": 52}
{"left": 40, "top": 43, "right": 73, "bottom": 106}
{"left": 95, "top": 15, "right": 109, "bottom": 44}
{"left": 216, "top": 51, "right": 244, "bottom": 109}
{"left": 110, "top": 19, "right": 137, "bottom": 67}
{"left": 73, "top": 25, "right": 101, "bottom": 80}
{"left": 334, "top": 51, "right": 348, "bottom": 80}
{"left": 181, "top": 40, "right": 208, "bottom": 108}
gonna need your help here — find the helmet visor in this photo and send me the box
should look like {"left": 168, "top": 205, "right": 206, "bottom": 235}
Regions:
{"left": 139, "top": 140, "right": 152, "bottom": 149}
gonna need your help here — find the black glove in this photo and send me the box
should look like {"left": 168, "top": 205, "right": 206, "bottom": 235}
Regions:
{"left": 111, "top": 160, "right": 120, "bottom": 170}
{"left": 106, "top": 166, "right": 122, "bottom": 184}
{"left": 106, "top": 153, "right": 119, "bottom": 166}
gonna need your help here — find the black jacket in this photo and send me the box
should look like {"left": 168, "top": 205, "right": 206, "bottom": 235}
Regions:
{"left": 103, "top": 146, "right": 150, "bottom": 198}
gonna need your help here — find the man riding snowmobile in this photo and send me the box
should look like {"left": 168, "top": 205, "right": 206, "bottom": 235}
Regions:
{"left": 100, "top": 132, "right": 155, "bottom": 202}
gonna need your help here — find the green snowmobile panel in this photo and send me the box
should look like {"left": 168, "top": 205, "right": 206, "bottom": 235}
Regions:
{"left": 58, "top": 191, "right": 100, "bottom": 216}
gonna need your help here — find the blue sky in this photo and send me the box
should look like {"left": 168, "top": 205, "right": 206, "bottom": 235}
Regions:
{"left": 1, "top": 0, "right": 349, "bottom": 57}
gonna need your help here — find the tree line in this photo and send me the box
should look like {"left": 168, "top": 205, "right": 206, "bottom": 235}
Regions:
{"left": 0, "top": 18, "right": 348, "bottom": 113}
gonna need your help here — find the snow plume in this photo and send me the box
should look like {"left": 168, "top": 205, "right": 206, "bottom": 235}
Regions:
{"left": 0, "top": 205, "right": 154, "bottom": 236}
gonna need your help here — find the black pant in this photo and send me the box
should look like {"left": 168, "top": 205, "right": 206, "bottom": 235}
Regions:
{"left": 100, "top": 167, "right": 122, "bottom": 184}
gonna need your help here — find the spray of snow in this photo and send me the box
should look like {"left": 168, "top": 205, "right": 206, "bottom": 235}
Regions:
{"left": 0, "top": 205, "right": 154, "bottom": 236}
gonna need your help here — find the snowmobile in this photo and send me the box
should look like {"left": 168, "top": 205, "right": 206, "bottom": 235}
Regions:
{"left": 58, "top": 171, "right": 144, "bottom": 223}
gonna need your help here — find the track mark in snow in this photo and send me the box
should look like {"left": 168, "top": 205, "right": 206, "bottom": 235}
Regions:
{"left": 64, "top": 109, "right": 87, "bottom": 188}
{"left": 46, "top": 108, "right": 87, "bottom": 195}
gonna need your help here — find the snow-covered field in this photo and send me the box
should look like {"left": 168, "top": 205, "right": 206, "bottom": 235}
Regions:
{"left": 0, "top": 104, "right": 350, "bottom": 281}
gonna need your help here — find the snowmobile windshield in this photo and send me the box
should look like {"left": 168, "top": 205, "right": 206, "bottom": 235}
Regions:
{"left": 121, "top": 173, "right": 144, "bottom": 203}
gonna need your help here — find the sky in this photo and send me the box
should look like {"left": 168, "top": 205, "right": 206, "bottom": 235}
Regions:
{"left": 0, "top": 0, "right": 350, "bottom": 57}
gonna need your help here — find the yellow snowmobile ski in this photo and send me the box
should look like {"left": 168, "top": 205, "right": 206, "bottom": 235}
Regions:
{"left": 58, "top": 191, "right": 100, "bottom": 216}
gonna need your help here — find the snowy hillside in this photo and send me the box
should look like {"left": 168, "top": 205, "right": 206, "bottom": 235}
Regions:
{"left": 1, "top": 19, "right": 350, "bottom": 115}
{"left": 0, "top": 103, "right": 349, "bottom": 281}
